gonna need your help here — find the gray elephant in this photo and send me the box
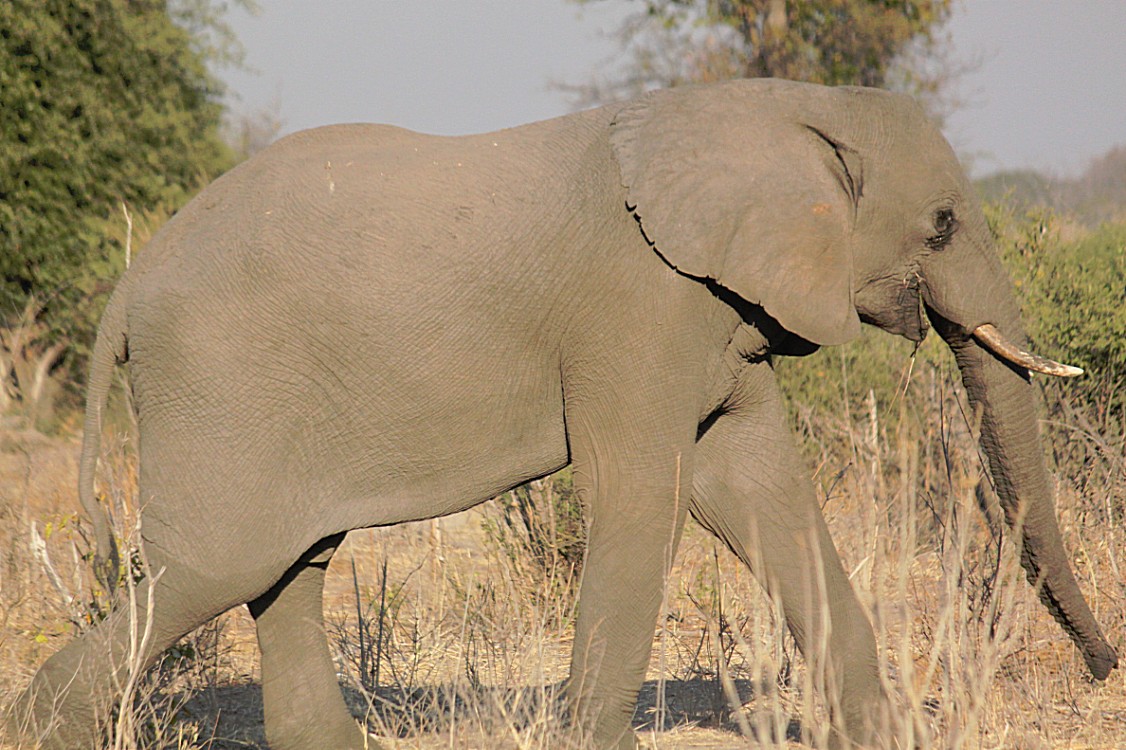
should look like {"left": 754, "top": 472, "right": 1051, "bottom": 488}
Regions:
{"left": 8, "top": 79, "right": 1117, "bottom": 750}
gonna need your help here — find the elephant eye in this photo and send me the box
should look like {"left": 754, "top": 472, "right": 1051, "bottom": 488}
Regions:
{"left": 926, "top": 207, "right": 958, "bottom": 250}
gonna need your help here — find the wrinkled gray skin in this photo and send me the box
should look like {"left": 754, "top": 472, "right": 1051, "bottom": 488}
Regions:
{"left": 9, "top": 79, "right": 1117, "bottom": 750}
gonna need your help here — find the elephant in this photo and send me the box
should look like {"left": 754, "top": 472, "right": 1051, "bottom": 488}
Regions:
{"left": 7, "top": 78, "right": 1118, "bottom": 750}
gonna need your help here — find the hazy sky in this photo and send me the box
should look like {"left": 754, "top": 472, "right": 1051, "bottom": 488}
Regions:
{"left": 220, "top": 1, "right": 1126, "bottom": 178}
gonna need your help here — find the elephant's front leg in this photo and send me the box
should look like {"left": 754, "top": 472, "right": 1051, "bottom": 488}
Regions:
{"left": 691, "top": 362, "right": 887, "bottom": 749}
{"left": 564, "top": 395, "right": 696, "bottom": 749}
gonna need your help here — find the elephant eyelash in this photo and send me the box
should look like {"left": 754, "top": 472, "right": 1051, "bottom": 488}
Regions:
{"left": 925, "top": 231, "right": 953, "bottom": 250}
{"left": 925, "top": 209, "right": 959, "bottom": 250}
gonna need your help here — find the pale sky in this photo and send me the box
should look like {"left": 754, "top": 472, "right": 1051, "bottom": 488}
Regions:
{"left": 220, "top": 1, "right": 1126, "bottom": 178}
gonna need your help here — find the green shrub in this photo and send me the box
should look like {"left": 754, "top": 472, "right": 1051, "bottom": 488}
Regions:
{"left": 988, "top": 205, "right": 1126, "bottom": 415}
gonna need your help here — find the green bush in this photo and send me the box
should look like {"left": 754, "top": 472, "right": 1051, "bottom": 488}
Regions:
{"left": 988, "top": 205, "right": 1126, "bottom": 416}
{"left": 776, "top": 326, "right": 942, "bottom": 417}
{"left": 1, "top": 0, "right": 241, "bottom": 424}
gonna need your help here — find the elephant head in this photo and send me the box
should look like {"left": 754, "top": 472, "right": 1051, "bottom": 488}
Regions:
{"left": 611, "top": 79, "right": 1118, "bottom": 680}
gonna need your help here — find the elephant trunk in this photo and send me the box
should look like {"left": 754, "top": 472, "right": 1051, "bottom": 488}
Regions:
{"left": 929, "top": 311, "right": 1118, "bottom": 680}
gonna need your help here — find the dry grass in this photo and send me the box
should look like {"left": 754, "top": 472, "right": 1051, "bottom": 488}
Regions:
{"left": 1, "top": 362, "right": 1123, "bottom": 748}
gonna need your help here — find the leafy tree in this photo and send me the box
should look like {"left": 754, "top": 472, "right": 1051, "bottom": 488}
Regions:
{"left": 568, "top": 0, "right": 957, "bottom": 115}
{"left": 0, "top": 0, "right": 252, "bottom": 427}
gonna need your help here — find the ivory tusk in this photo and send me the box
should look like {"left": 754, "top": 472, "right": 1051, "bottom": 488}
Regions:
{"left": 972, "top": 323, "right": 1084, "bottom": 377}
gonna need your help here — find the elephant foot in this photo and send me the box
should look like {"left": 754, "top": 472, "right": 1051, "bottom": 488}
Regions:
{"left": 4, "top": 667, "right": 106, "bottom": 750}
{"left": 827, "top": 693, "right": 919, "bottom": 750}
{"left": 585, "top": 706, "right": 643, "bottom": 750}
{"left": 613, "top": 730, "right": 643, "bottom": 750}
{"left": 263, "top": 712, "right": 376, "bottom": 750}
{"left": 828, "top": 727, "right": 886, "bottom": 750}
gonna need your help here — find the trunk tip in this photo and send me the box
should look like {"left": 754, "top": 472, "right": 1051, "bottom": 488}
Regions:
{"left": 1085, "top": 642, "right": 1119, "bottom": 681}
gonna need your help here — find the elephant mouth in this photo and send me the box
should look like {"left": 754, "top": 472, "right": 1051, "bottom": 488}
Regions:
{"left": 900, "top": 280, "right": 929, "bottom": 343}
{"left": 856, "top": 280, "right": 929, "bottom": 342}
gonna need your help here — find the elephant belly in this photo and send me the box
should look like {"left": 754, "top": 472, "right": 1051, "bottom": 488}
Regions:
{"left": 134, "top": 346, "right": 569, "bottom": 559}
{"left": 328, "top": 373, "right": 569, "bottom": 530}
{"left": 279, "top": 332, "right": 571, "bottom": 533}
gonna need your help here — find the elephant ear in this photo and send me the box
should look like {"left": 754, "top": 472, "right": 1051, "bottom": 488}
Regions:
{"left": 610, "top": 83, "right": 863, "bottom": 346}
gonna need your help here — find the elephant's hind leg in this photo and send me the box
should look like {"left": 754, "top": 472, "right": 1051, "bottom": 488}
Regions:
{"left": 6, "top": 565, "right": 243, "bottom": 750}
{"left": 248, "top": 532, "right": 375, "bottom": 750}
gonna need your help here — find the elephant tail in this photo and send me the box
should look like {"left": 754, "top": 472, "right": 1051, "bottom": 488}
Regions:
{"left": 79, "top": 285, "right": 130, "bottom": 595}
